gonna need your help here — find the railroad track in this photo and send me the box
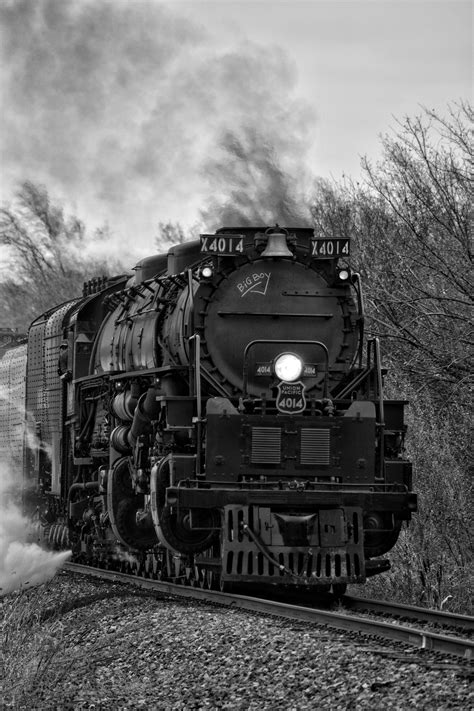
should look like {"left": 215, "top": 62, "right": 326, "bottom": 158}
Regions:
{"left": 63, "top": 562, "right": 473, "bottom": 661}
{"left": 342, "top": 595, "right": 474, "bottom": 633}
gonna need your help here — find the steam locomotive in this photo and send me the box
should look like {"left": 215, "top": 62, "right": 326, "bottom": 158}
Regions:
{"left": 0, "top": 226, "right": 417, "bottom": 594}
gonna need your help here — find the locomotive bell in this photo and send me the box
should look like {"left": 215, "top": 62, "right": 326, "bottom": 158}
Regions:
{"left": 261, "top": 230, "right": 293, "bottom": 257}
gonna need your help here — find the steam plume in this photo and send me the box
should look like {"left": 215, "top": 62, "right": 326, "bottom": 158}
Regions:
{"left": 0, "top": 385, "right": 71, "bottom": 596}
{"left": 201, "top": 125, "right": 313, "bottom": 228}
{"left": 0, "top": 0, "right": 316, "bottom": 248}
{"left": 0, "top": 461, "right": 71, "bottom": 596}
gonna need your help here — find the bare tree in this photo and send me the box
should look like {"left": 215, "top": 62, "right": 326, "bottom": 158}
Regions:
{"left": 361, "top": 102, "right": 473, "bottom": 397}
{"left": 0, "top": 182, "right": 124, "bottom": 330}
{"left": 311, "top": 103, "right": 473, "bottom": 401}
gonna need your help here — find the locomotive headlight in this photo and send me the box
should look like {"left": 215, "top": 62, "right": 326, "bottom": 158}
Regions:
{"left": 338, "top": 268, "right": 350, "bottom": 281}
{"left": 274, "top": 353, "right": 303, "bottom": 382}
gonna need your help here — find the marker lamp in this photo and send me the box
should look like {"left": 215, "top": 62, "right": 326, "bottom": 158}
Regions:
{"left": 200, "top": 265, "right": 214, "bottom": 279}
{"left": 274, "top": 353, "right": 303, "bottom": 382}
{"left": 338, "top": 269, "right": 350, "bottom": 281}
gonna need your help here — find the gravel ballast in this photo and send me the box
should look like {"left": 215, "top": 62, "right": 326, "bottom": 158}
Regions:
{"left": 1, "top": 571, "right": 472, "bottom": 710}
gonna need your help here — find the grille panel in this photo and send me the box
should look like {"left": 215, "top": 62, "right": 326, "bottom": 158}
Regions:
{"left": 222, "top": 505, "right": 366, "bottom": 585}
{"left": 251, "top": 427, "right": 281, "bottom": 464}
{"left": 300, "top": 428, "right": 330, "bottom": 465}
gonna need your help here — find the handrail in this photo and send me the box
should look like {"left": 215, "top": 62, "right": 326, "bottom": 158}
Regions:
{"left": 334, "top": 365, "right": 374, "bottom": 400}
{"left": 188, "top": 333, "right": 202, "bottom": 476}
{"left": 373, "top": 338, "right": 385, "bottom": 428}
{"left": 367, "top": 337, "right": 385, "bottom": 480}
{"left": 351, "top": 273, "right": 365, "bottom": 368}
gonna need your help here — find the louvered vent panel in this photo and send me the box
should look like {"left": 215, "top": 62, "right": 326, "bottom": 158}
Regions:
{"left": 251, "top": 427, "right": 281, "bottom": 464}
{"left": 0, "top": 345, "right": 27, "bottom": 469}
{"left": 300, "top": 428, "right": 330, "bottom": 465}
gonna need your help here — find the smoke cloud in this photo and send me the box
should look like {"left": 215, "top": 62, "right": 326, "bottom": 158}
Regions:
{"left": 0, "top": 0, "right": 316, "bottom": 253}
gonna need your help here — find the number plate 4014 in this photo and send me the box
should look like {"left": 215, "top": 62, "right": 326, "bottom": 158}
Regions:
{"left": 200, "top": 235, "right": 245, "bottom": 255}
{"left": 311, "top": 239, "right": 350, "bottom": 258}
{"left": 276, "top": 381, "right": 307, "bottom": 415}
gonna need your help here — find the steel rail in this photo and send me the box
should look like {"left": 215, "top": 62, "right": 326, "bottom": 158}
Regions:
{"left": 343, "top": 595, "right": 474, "bottom": 632}
{"left": 63, "top": 563, "right": 473, "bottom": 660}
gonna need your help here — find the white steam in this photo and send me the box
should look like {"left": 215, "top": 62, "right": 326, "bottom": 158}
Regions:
{"left": 0, "top": 384, "right": 71, "bottom": 596}
{"left": 0, "top": 466, "right": 71, "bottom": 596}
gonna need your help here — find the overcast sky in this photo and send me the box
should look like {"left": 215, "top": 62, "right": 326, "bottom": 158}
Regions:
{"left": 0, "top": 0, "right": 471, "bottom": 254}
{"left": 180, "top": 0, "right": 471, "bottom": 177}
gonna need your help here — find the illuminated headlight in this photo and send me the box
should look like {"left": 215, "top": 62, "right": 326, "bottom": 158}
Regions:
{"left": 200, "top": 265, "right": 214, "bottom": 279}
{"left": 274, "top": 353, "right": 303, "bottom": 382}
{"left": 338, "top": 269, "right": 350, "bottom": 281}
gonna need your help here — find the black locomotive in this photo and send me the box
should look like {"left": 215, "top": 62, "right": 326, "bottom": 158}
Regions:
{"left": 0, "top": 226, "right": 417, "bottom": 594}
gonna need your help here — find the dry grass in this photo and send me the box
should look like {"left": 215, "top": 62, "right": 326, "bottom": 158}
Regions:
{"left": 0, "top": 580, "right": 68, "bottom": 708}
{"left": 0, "top": 574, "right": 148, "bottom": 709}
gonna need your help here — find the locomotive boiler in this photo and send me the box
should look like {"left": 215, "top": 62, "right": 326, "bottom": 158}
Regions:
{"left": 0, "top": 226, "right": 417, "bottom": 594}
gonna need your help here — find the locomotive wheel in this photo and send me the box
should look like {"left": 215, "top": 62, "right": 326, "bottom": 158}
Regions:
{"left": 111, "top": 456, "right": 135, "bottom": 496}
{"left": 108, "top": 457, "right": 157, "bottom": 550}
{"left": 331, "top": 582, "right": 347, "bottom": 598}
{"left": 151, "top": 458, "right": 219, "bottom": 555}
{"left": 364, "top": 523, "right": 402, "bottom": 558}
{"left": 116, "top": 498, "right": 157, "bottom": 549}
{"left": 219, "top": 579, "right": 234, "bottom": 593}
{"left": 159, "top": 504, "right": 218, "bottom": 555}
{"left": 194, "top": 542, "right": 222, "bottom": 590}
{"left": 145, "top": 551, "right": 161, "bottom": 579}
{"left": 144, "top": 552, "right": 157, "bottom": 578}
{"left": 198, "top": 564, "right": 215, "bottom": 589}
